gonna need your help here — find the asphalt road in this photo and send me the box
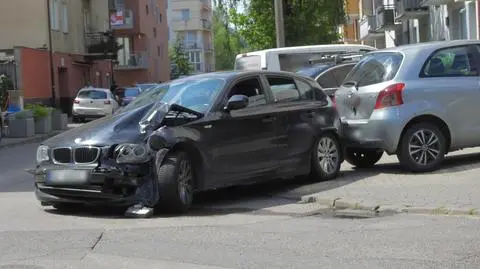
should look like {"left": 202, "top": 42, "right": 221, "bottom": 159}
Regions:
{"left": 1, "top": 142, "right": 480, "bottom": 268}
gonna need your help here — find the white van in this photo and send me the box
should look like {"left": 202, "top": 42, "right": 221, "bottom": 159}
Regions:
{"left": 234, "top": 44, "right": 376, "bottom": 72}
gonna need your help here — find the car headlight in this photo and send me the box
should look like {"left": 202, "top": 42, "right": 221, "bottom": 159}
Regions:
{"left": 36, "top": 145, "right": 50, "bottom": 164}
{"left": 115, "top": 143, "right": 150, "bottom": 164}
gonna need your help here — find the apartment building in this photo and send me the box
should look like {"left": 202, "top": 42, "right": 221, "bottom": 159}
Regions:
{"left": 350, "top": 0, "right": 480, "bottom": 48}
{"left": 0, "top": 0, "right": 113, "bottom": 113}
{"left": 110, "top": 0, "right": 170, "bottom": 85}
{"left": 167, "top": 0, "right": 215, "bottom": 73}
{"left": 339, "top": 0, "right": 361, "bottom": 44}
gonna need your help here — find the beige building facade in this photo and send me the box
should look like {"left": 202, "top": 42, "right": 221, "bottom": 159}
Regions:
{"left": 167, "top": 0, "right": 215, "bottom": 73}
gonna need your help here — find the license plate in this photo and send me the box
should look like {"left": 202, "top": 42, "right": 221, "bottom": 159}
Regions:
{"left": 45, "top": 169, "right": 91, "bottom": 186}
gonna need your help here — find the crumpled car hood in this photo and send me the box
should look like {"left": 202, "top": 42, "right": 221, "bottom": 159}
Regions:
{"left": 43, "top": 104, "right": 156, "bottom": 147}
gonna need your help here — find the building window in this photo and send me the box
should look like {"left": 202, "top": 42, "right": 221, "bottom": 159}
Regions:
{"left": 184, "top": 31, "right": 197, "bottom": 48}
{"left": 146, "top": 5, "right": 149, "bottom": 15}
{"left": 188, "top": 51, "right": 201, "bottom": 72}
{"left": 50, "top": 0, "right": 60, "bottom": 30}
{"left": 158, "top": 13, "right": 162, "bottom": 24}
{"left": 153, "top": 27, "right": 157, "bottom": 37}
{"left": 168, "top": 28, "right": 170, "bottom": 40}
{"left": 181, "top": 9, "right": 190, "bottom": 20}
{"left": 62, "top": 3, "right": 68, "bottom": 33}
{"left": 160, "top": 43, "right": 164, "bottom": 59}
{"left": 158, "top": 45, "right": 161, "bottom": 57}
{"left": 116, "top": 37, "right": 131, "bottom": 66}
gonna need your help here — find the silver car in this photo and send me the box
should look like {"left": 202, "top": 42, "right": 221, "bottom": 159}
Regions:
{"left": 335, "top": 40, "right": 480, "bottom": 172}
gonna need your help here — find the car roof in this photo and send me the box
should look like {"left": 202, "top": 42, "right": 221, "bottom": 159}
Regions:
{"left": 373, "top": 40, "right": 480, "bottom": 54}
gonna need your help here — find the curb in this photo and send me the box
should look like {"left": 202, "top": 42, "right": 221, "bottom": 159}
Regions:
{"left": 0, "top": 130, "right": 63, "bottom": 149}
{"left": 300, "top": 195, "right": 480, "bottom": 216}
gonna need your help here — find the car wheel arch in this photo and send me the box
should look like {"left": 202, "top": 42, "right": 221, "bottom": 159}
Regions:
{"left": 168, "top": 140, "right": 205, "bottom": 190}
{"left": 398, "top": 114, "right": 451, "bottom": 154}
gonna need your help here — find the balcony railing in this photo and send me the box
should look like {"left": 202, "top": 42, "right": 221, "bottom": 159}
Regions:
{"left": 110, "top": 9, "right": 134, "bottom": 30}
{"left": 419, "top": 0, "right": 454, "bottom": 6}
{"left": 359, "top": 15, "right": 384, "bottom": 40}
{"left": 84, "top": 32, "right": 120, "bottom": 60}
{"left": 115, "top": 51, "right": 148, "bottom": 70}
{"left": 185, "top": 42, "right": 202, "bottom": 49}
{"left": 375, "top": 5, "right": 397, "bottom": 30}
{"left": 201, "top": 19, "right": 212, "bottom": 30}
{"left": 395, "top": 0, "right": 429, "bottom": 20}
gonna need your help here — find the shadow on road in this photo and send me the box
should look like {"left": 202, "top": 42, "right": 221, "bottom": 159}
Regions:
{"left": 349, "top": 151, "right": 480, "bottom": 175}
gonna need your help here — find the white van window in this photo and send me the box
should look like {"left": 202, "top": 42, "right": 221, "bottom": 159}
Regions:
{"left": 279, "top": 53, "right": 346, "bottom": 72}
{"left": 235, "top": 55, "right": 261, "bottom": 70}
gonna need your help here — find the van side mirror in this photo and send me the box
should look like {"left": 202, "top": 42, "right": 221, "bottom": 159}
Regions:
{"left": 224, "top": 95, "right": 249, "bottom": 111}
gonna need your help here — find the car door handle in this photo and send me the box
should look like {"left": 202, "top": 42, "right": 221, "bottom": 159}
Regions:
{"left": 262, "top": 116, "right": 276, "bottom": 122}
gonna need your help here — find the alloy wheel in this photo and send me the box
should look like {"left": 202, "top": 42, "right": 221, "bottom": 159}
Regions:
{"left": 177, "top": 159, "right": 193, "bottom": 205}
{"left": 408, "top": 129, "right": 441, "bottom": 166}
{"left": 317, "top": 136, "right": 339, "bottom": 175}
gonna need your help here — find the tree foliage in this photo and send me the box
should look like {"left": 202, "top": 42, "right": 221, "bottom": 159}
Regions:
{"left": 169, "top": 34, "right": 192, "bottom": 79}
{"left": 0, "top": 74, "right": 13, "bottom": 111}
{"left": 213, "top": 9, "right": 247, "bottom": 70}
{"left": 219, "top": 0, "right": 345, "bottom": 50}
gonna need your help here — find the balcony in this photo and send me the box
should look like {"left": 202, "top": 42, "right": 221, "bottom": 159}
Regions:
{"left": 110, "top": 9, "right": 134, "bottom": 30}
{"left": 375, "top": 5, "right": 397, "bottom": 31}
{"left": 84, "top": 31, "right": 120, "bottom": 61}
{"left": 419, "top": 0, "right": 454, "bottom": 5}
{"left": 201, "top": 19, "right": 212, "bottom": 30}
{"left": 359, "top": 15, "right": 384, "bottom": 40}
{"left": 114, "top": 51, "right": 148, "bottom": 70}
{"left": 396, "top": 0, "right": 429, "bottom": 20}
{"left": 200, "top": 0, "right": 212, "bottom": 10}
{"left": 185, "top": 42, "right": 202, "bottom": 50}
{"left": 171, "top": 18, "right": 213, "bottom": 31}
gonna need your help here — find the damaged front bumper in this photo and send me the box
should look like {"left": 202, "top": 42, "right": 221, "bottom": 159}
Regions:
{"left": 34, "top": 148, "right": 170, "bottom": 206}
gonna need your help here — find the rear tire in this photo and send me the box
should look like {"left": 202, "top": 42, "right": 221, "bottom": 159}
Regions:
{"left": 397, "top": 123, "right": 446, "bottom": 173}
{"left": 156, "top": 151, "right": 194, "bottom": 213}
{"left": 345, "top": 148, "right": 383, "bottom": 168}
{"left": 311, "top": 132, "right": 342, "bottom": 181}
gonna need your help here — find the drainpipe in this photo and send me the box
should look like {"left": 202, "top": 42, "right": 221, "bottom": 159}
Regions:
{"left": 46, "top": 0, "right": 56, "bottom": 108}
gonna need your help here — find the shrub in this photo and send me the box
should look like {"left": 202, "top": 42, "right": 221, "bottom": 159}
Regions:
{"left": 25, "top": 104, "right": 52, "bottom": 120}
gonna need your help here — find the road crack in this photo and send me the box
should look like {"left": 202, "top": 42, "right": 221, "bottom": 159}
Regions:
{"left": 90, "top": 231, "right": 104, "bottom": 250}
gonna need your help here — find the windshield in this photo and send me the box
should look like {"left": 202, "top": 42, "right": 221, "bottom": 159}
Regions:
{"left": 137, "top": 84, "right": 157, "bottom": 91}
{"left": 124, "top": 88, "right": 140, "bottom": 97}
{"left": 343, "top": 52, "right": 403, "bottom": 87}
{"left": 296, "top": 64, "right": 333, "bottom": 78}
{"left": 117, "top": 77, "right": 226, "bottom": 114}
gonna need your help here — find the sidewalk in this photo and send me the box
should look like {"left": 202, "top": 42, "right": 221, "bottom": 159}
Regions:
{"left": 0, "top": 123, "right": 80, "bottom": 149}
{"left": 276, "top": 148, "right": 480, "bottom": 216}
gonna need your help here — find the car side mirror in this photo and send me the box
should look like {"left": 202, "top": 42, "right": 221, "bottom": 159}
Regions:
{"left": 224, "top": 95, "right": 249, "bottom": 111}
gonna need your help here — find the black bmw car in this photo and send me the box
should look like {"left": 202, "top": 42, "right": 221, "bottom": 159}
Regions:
{"left": 34, "top": 71, "right": 343, "bottom": 216}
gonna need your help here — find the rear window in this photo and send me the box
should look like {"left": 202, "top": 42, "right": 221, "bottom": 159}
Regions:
{"left": 235, "top": 55, "right": 261, "bottom": 70}
{"left": 124, "top": 88, "right": 140, "bottom": 97}
{"left": 343, "top": 52, "right": 403, "bottom": 87}
{"left": 77, "top": 90, "right": 107, "bottom": 99}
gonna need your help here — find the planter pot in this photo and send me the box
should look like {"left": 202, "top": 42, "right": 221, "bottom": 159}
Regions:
{"left": 7, "top": 113, "right": 35, "bottom": 138}
{"left": 34, "top": 115, "right": 52, "bottom": 134}
{"left": 51, "top": 110, "right": 68, "bottom": 130}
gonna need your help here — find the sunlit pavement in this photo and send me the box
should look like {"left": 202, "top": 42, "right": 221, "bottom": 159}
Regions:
{"left": 2, "top": 141, "right": 480, "bottom": 268}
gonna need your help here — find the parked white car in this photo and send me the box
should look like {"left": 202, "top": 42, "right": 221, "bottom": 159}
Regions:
{"left": 72, "top": 87, "right": 119, "bottom": 122}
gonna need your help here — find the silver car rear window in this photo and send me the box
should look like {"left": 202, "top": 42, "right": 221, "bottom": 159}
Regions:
{"left": 343, "top": 52, "right": 403, "bottom": 87}
{"left": 77, "top": 90, "right": 107, "bottom": 99}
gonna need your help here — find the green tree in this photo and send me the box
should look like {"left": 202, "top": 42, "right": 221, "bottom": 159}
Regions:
{"left": 213, "top": 9, "right": 247, "bottom": 70}
{"left": 169, "top": 35, "right": 192, "bottom": 79}
{"left": 229, "top": 0, "right": 345, "bottom": 50}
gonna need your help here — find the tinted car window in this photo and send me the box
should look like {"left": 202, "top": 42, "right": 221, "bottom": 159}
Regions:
{"left": 332, "top": 64, "right": 355, "bottom": 86}
{"left": 294, "top": 79, "right": 315, "bottom": 100}
{"left": 77, "top": 90, "right": 107, "bottom": 99}
{"left": 267, "top": 77, "right": 302, "bottom": 102}
{"left": 317, "top": 70, "right": 338, "bottom": 88}
{"left": 296, "top": 64, "right": 333, "bottom": 78}
{"left": 421, "top": 46, "right": 478, "bottom": 77}
{"left": 344, "top": 52, "right": 403, "bottom": 87}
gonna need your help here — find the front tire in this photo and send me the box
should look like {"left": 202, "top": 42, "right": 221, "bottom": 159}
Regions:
{"left": 311, "top": 132, "right": 342, "bottom": 181}
{"left": 397, "top": 123, "right": 446, "bottom": 173}
{"left": 156, "top": 151, "right": 194, "bottom": 213}
{"left": 345, "top": 148, "right": 383, "bottom": 168}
